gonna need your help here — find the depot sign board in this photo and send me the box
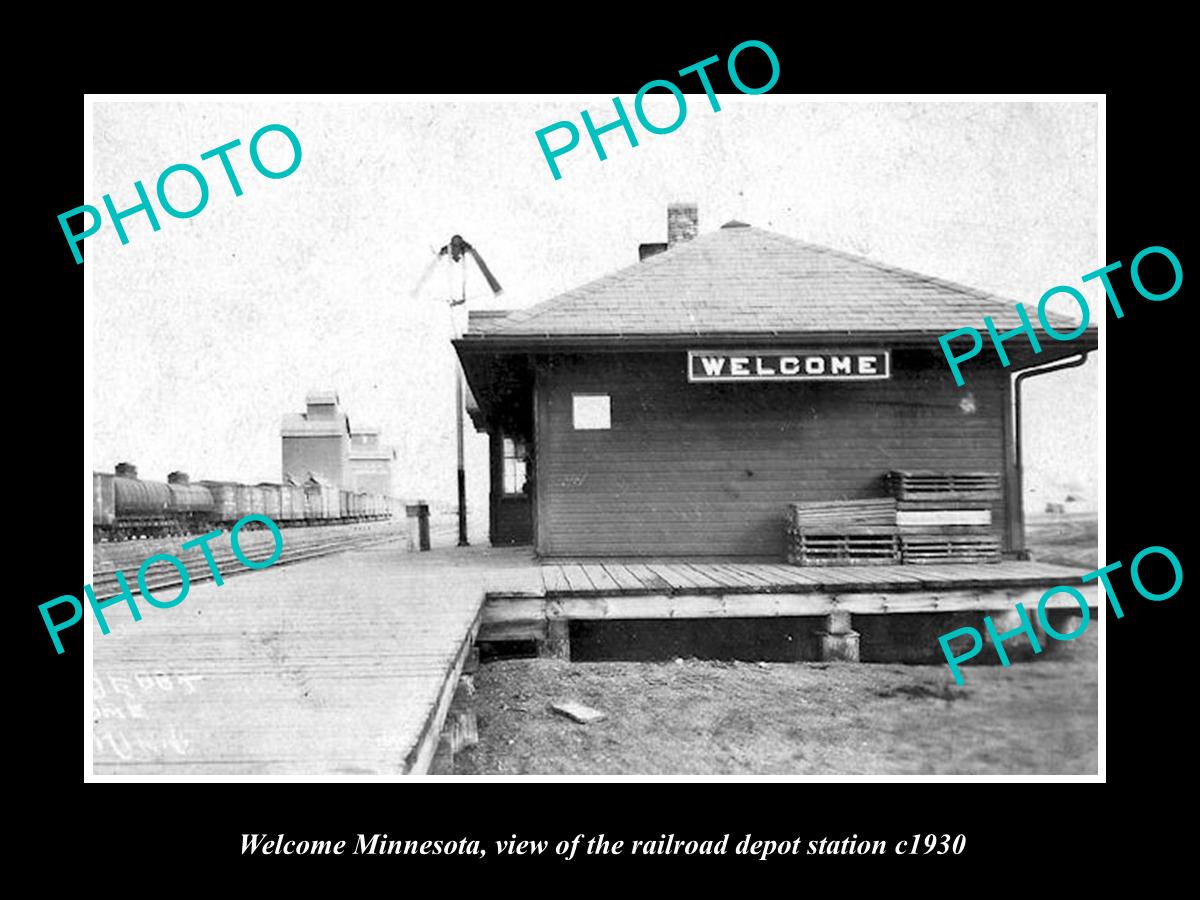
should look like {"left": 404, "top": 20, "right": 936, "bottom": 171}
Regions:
{"left": 687, "top": 350, "right": 891, "bottom": 382}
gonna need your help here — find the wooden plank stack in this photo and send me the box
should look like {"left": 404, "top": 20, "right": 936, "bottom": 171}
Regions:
{"left": 786, "top": 499, "right": 900, "bottom": 566}
{"left": 786, "top": 472, "right": 1005, "bottom": 566}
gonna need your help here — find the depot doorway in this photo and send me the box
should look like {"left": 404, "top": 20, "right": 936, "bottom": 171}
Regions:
{"left": 490, "top": 431, "right": 533, "bottom": 545}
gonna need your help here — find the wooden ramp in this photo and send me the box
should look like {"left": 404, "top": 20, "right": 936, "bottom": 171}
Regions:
{"left": 91, "top": 544, "right": 540, "bottom": 776}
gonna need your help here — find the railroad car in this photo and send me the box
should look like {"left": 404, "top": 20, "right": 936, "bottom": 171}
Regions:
{"left": 93, "top": 463, "right": 399, "bottom": 541}
{"left": 201, "top": 480, "right": 240, "bottom": 524}
{"left": 283, "top": 482, "right": 307, "bottom": 525}
{"left": 166, "top": 472, "right": 215, "bottom": 534}
{"left": 303, "top": 474, "right": 337, "bottom": 520}
{"left": 93, "top": 472, "right": 116, "bottom": 541}
{"left": 279, "top": 482, "right": 294, "bottom": 522}
{"left": 235, "top": 484, "right": 266, "bottom": 520}
{"left": 112, "top": 464, "right": 172, "bottom": 538}
{"left": 286, "top": 483, "right": 307, "bottom": 524}
{"left": 259, "top": 483, "right": 282, "bottom": 521}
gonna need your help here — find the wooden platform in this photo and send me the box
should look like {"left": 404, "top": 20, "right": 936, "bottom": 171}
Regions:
{"left": 91, "top": 543, "right": 540, "bottom": 776}
{"left": 481, "top": 559, "right": 1098, "bottom": 641}
{"left": 91, "top": 546, "right": 1095, "bottom": 775}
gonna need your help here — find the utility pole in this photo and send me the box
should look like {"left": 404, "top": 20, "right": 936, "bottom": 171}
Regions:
{"left": 455, "top": 263, "right": 469, "bottom": 547}
{"left": 414, "top": 234, "right": 502, "bottom": 549}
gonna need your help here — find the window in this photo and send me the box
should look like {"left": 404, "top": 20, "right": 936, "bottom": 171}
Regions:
{"left": 572, "top": 393, "right": 611, "bottom": 430}
{"left": 502, "top": 436, "right": 528, "bottom": 496}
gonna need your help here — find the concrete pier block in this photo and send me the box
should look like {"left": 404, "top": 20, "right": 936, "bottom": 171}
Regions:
{"left": 816, "top": 611, "right": 859, "bottom": 661}
{"left": 826, "top": 609, "right": 853, "bottom": 634}
{"left": 816, "top": 631, "right": 860, "bottom": 661}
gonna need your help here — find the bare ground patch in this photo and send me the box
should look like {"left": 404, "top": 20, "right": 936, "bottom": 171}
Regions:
{"left": 456, "top": 627, "right": 1096, "bottom": 776}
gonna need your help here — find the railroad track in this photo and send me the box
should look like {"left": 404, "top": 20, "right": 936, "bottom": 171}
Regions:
{"left": 90, "top": 524, "right": 409, "bottom": 601}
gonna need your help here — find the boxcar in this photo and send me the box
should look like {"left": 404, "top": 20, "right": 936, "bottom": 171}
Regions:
{"left": 288, "top": 485, "right": 307, "bottom": 523}
{"left": 259, "top": 483, "right": 282, "bottom": 521}
{"left": 283, "top": 487, "right": 307, "bottom": 528}
{"left": 200, "top": 481, "right": 239, "bottom": 524}
{"left": 235, "top": 484, "right": 266, "bottom": 519}
{"left": 304, "top": 479, "right": 336, "bottom": 520}
{"left": 279, "top": 483, "right": 294, "bottom": 522}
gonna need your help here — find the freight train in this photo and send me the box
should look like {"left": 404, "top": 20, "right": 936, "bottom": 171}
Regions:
{"left": 92, "top": 463, "right": 402, "bottom": 541}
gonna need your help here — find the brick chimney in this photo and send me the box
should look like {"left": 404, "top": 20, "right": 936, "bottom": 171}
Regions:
{"left": 667, "top": 202, "right": 698, "bottom": 246}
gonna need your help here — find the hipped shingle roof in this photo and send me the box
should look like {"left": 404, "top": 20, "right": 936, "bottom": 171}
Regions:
{"left": 479, "top": 224, "right": 1083, "bottom": 338}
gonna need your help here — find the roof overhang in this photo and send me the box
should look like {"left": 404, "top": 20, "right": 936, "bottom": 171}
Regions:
{"left": 455, "top": 326, "right": 1096, "bottom": 362}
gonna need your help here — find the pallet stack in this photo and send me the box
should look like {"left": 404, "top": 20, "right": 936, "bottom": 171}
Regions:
{"left": 786, "top": 499, "right": 900, "bottom": 566}
{"left": 785, "top": 472, "right": 1004, "bottom": 566}
{"left": 886, "top": 470, "right": 1002, "bottom": 565}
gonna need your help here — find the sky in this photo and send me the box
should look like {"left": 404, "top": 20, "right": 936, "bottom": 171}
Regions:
{"left": 88, "top": 98, "right": 1099, "bottom": 539}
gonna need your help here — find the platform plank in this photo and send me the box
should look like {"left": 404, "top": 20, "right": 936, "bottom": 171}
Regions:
{"left": 582, "top": 564, "right": 621, "bottom": 593}
{"left": 624, "top": 564, "right": 673, "bottom": 593}
{"left": 559, "top": 564, "right": 596, "bottom": 594}
{"left": 723, "top": 563, "right": 787, "bottom": 589}
{"left": 705, "top": 563, "right": 771, "bottom": 589}
{"left": 542, "top": 565, "right": 571, "bottom": 595}
{"left": 679, "top": 563, "right": 727, "bottom": 590}
{"left": 602, "top": 563, "right": 649, "bottom": 592}
{"left": 647, "top": 563, "right": 701, "bottom": 591}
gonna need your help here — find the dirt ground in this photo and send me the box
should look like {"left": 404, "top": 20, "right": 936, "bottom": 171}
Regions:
{"left": 455, "top": 517, "right": 1099, "bottom": 776}
{"left": 1024, "top": 512, "right": 1098, "bottom": 569}
{"left": 456, "top": 625, "right": 1096, "bottom": 776}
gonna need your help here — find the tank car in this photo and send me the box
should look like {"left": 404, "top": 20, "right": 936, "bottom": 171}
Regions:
{"left": 111, "top": 463, "right": 172, "bottom": 538}
{"left": 166, "top": 472, "right": 214, "bottom": 535}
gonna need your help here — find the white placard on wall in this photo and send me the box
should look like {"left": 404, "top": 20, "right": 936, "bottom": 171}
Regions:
{"left": 572, "top": 394, "right": 611, "bottom": 430}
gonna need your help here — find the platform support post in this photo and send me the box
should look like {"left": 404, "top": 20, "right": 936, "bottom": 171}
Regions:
{"left": 539, "top": 619, "right": 571, "bottom": 661}
{"left": 816, "top": 610, "right": 860, "bottom": 662}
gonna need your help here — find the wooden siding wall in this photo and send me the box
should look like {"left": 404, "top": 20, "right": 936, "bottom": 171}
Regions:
{"left": 534, "top": 351, "right": 1009, "bottom": 558}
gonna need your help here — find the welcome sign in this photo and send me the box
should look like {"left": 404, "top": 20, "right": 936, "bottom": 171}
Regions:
{"left": 687, "top": 350, "right": 891, "bottom": 382}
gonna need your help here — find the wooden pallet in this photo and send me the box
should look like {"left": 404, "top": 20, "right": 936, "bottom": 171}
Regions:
{"left": 900, "top": 533, "right": 1002, "bottom": 564}
{"left": 787, "top": 498, "right": 897, "bottom": 528}
{"left": 787, "top": 526, "right": 901, "bottom": 566}
{"left": 884, "top": 471, "right": 1002, "bottom": 502}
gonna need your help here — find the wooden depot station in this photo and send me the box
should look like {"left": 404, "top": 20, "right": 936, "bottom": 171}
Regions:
{"left": 456, "top": 205, "right": 1100, "bottom": 661}
{"left": 92, "top": 207, "right": 1104, "bottom": 775}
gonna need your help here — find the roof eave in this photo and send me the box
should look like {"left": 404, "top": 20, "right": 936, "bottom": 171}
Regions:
{"left": 455, "top": 327, "right": 1099, "bottom": 353}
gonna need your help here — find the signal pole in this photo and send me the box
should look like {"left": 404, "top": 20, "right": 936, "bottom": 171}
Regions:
{"left": 455, "top": 263, "right": 469, "bottom": 547}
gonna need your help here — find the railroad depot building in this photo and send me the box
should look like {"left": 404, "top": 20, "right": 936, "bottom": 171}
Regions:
{"left": 456, "top": 205, "right": 1097, "bottom": 559}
